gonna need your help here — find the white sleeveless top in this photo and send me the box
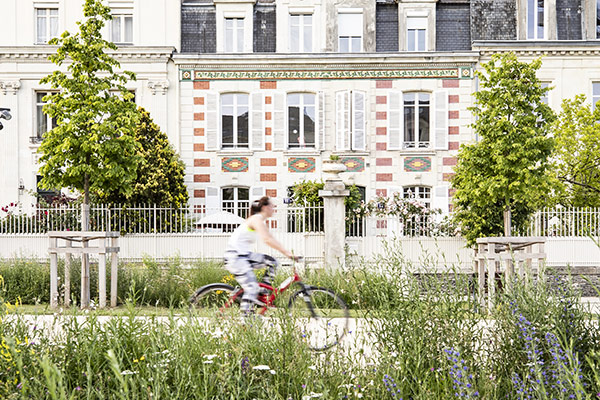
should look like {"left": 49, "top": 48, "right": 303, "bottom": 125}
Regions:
{"left": 226, "top": 221, "right": 257, "bottom": 255}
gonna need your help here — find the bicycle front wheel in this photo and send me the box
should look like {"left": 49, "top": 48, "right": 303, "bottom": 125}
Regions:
{"left": 189, "top": 283, "right": 240, "bottom": 315}
{"left": 288, "top": 287, "right": 350, "bottom": 351}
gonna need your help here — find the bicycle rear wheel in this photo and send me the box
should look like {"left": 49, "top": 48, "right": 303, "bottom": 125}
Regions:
{"left": 288, "top": 287, "right": 350, "bottom": 351}
{"left": 189, "top": 283, "right": 240, "bottom": 315}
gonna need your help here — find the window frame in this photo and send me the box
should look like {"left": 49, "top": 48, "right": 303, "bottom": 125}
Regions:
{"left": 221, "top": 187, "right": 250, "bottom": 218}
{"left": 221, "top": 93, "right": 250, "bottom": 150}
{"left": 289, "top": 13, "right": 313, "bottom": 53}
{"left": 287, "top": 92, "right": 316, "bottom": 149}
{"left": 110, "top": 12, "right": 133, "bottom": 44}
{"left": 526, "top": 0, "right": 545, "bottom": 40}
{"left": 403, "top": 186, "right": 431, "bottom": 207}
{"left": 597, "top": 0, "right": 600, "bottom": 39}
{"left": 34, "top": 91, "right": 57, "bottom": 144}
{"left": 337, "top": 10, "right": 363, "bottom": 53}
{"left": 403, "top": 92, "right": 431, "bottom": 149}
{"left": 35, "top": 7, "right": 59, "bottom": 44}
{"left": 406, "top": 16, "right": 427, "bottom": 52}
{"left": 593, "top": 82, "right": 600, "bottom": 112}
{"left": 224, "top": 17, "right": 245, "bottom": 53}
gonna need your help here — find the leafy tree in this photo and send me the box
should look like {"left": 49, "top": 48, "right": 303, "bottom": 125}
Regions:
{"left": 290, "top": 180, "right": 363, "bottom": 211}
{"left": 38, "top": 0, "right": 141, "bottom": 222}
{"left": 452, "top": 52, "right": 556, "bottom": 245}
{"left": 552, "top": 95, "right": 600, "bottom": 207}
{"left": 100, "top": 108, "right": 189, "bottom": 207}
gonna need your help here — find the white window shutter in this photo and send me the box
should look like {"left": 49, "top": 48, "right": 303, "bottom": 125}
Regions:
{"left": 318, "top": 91, "right": 325, "bottom": 150}
{"left": 432, "top": 184, "right": 450, "bottom": 220}
{"left": 388, "top": 91, "right": 403, "bottom": 150}
{"left": 352, "top": 91, "right": 366, "bottom": 151}
{"left": 336, "top": 90, "right": 351, "bottom": 151}
{"left": 250, "top": 186, "right": 266, "bottom": 201}
{"left": 434, "top": 90, "right": 448, "bottom": 150}
{"left": 205, "top": 92, "right": 219, "bottom": 150}
{"left": 273, "top": 91, "right": 286, "bottom": 150}
{"left": 251, "top": 92, "right": 264, "bottom": 150}
{"left": 205, "top": 186, "right": 220, "bottom": 215}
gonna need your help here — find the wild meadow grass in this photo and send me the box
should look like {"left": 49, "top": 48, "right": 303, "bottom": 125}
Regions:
{"left": 1, "top": 248, "right": 600, "bottom": 399}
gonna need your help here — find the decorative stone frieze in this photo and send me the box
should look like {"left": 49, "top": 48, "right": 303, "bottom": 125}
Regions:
{"left": 147, "top": 80, "right": 170, "bottom": 95}
{"left": 0, "top": 80, "right": 21, "bottom": 95}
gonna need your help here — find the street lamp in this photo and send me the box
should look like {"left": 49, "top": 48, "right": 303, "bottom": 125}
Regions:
{"left": 0, "top": 108, "right": 12, "bottom": 131}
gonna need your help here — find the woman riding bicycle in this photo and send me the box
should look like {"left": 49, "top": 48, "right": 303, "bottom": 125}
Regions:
{"left": 224, "top": 196, "right": 299, "bottom": 315}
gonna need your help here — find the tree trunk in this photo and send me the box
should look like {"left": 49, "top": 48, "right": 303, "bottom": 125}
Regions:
{"left": 503, "top": 207, "right": 512, "bottom": 236}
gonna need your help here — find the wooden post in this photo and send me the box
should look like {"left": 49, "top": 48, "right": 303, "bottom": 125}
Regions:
{"left": 504, "top": 208, "right": 512, "bottom": 236}
{"left": 98, "top": 236, "right": 107, "bottom": 308}
{"left": 111, "top": 236, "right": 119, "bottom": 307}
{"left": 477, "top": 242, "right": 486, "bottom": 310}
{"left": 64, "top": 239, "right": 71, "bottom": 307}
{"left": 81, "top": 205, "right": 90, "bottom": 308}
{"left": 49, "top": 237, "right": 58, "bottom": 308}
{"left": 487, "top": 242, "right": 496, "bottom": 311}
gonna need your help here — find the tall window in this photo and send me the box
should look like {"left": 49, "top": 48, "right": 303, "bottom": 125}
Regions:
{"left": 338, "top": 12, "right": 362, "bottom": 52}
{"left": 111, "top": 13, "right": 133, "bottom": 44}
{"left": 407, "top": 16, "right": 427, "bottom": 51}
{"left": 527, "top": 0, "right": 544, "bottom": 39}
{"left": 288, "top": 93, "right": 316, "bottom": 148}
{"left": 290, "top": 14, "right": 312, "bottom": 52}
{"left": 540, "top": 82, "right": 550, "bottom": 105}
{"left": 221, "top": 94, "right": 249, "bottom": 149}
{"left": 597, "top": 0, "right": 600, "bottom": 38}
{"left": 222, "top": 187, "right": 249, "bottom": 218}
{"left": 404, "top": 186, "right": 431, "bottom": 207}
{"left": 34, "top": 92, "right": 56, "bottom": 144}
{"left": 36, "top": 8, "right": 58, "bottom": 44}
{"left": 593, "top": 83, "right": 600, "bottom": 112}
{"left": 225, "top": 18, "right": 244, "bottom": 52}
{"left": 403, "top": 93, "right": 430, "bottom": 149}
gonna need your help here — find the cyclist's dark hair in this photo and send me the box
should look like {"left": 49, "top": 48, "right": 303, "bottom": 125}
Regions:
{"left": 250, "top": 196, "right": 271, "bottom": 216}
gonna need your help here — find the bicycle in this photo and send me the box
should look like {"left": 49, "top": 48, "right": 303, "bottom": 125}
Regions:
{"left": 189, "top": 260, "right": 350, "bottom": 351}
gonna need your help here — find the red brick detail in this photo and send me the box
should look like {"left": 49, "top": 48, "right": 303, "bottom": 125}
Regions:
{"left": 269, "top": 220, "right": 278, "bottom": 229}
{"left": 194, "top": 97, "right": 205, "bottom": 105}
{"left": 449, "top": 126, "right": 460, "bottom": 135}
{"left": 194, "top": 128, "right": 205, "bottom": 136}
{"left": 260, "top": 158, "right": 277, "bottom": 166}
{"left": 194, "top": 174, "right": 210, "bottom": 183}
{"left": 448, "top": 95, "right": 459, "bottom": 104}
{"left": 193, "top": 81, "right": 210, "bottom": 90}
{"left": 376, "top": 142, "right": 387, "bottom": 151}
{"left": 194, "top": 112, "right": 205, "bottom": 121}
{"left": 376, "top": 112, "right": 387, "bottom": 120}
{"left": 265, "top": 127, "right": 272, "bottom": 136}
{"left": 443, "top": 173, "right": 456, "bottom": 182}
{"left": 266, "top": 189, "right": 277, "bottom": 198}
{"left": 442, "top": 80, "right": 459, "bottom": 88}
{"left": 265, "top": 143, "right": 272, "bottom": 151}
{"left": 265, "top": 96, "right": 272, "bottom": 104}
{"left": 376, "top": 127, "right": 387, "bottom": 136}
{"left": 260, "top": 173, "right": 277, "bottom": 182}
{"left": 265, "top": 112, "right": 272, "bottom": 120}
{"left": 376, "top": 158, "right": 393, "bottom": 166}
{"left": 376, "top": 80, "right": 393, "bottom": 89}
{"left": 449, "top": 188, "right": 457, "bottom": 197}
{"left": 376, "top": 96, "right": 387, "bottom": 105}
{"left": 376, "top": 189, "right": 387, "bottom": 197}
{"left": 260, "top": 81, "right": 277, "bottom": 89}
{"left": 376, "top": 173, "right": 393, "bottom": 182}
{"left": 449, "top": 111, "right": 459, "bottom": 119}
{"left": 443, "top": 157, "right": 458, "bottom": 166}
{"left": 376, "top": 220, "right": 388, "bottom": 229}
{"left": 193, "top": 143, "right": 205, "bottom": 152}
{"left": 194, "top": 189, "right": 206, "bottom": 198}
{"left": 194, "top": 159, "right": 210, "bottom": 167}
{"left": 448, "top": 141, "right": 460, "bottom": 150}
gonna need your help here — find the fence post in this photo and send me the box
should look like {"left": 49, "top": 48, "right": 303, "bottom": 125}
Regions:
{"left": 319, "top": 160, "right": 349, "bottom": 269}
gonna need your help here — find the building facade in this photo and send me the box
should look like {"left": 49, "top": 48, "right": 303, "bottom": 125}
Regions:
{"left": 1, "top": 0, "right": 600, "bottom": 217}
{"left": 0, "top": 0, "right": 180, "bottom": 208}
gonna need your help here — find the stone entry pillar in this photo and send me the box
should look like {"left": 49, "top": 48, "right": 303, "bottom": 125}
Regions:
{"left": 319, "top": 160, "right": 349, "bottom": 269}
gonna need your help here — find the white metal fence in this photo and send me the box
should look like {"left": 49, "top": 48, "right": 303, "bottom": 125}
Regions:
{"left": 517, "top": 207, "right": 600, "bottom": 237}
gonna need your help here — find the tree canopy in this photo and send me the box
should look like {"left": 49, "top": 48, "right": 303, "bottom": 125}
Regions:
{"left": 100, "top": 108, "right": 189, "bottom": 207}
{"left": 452, "top": 52, "right": 556, "bottom": 245}
{"left": 38, "top": 0, "right": 141, "bottom": 206}
{"left": 551, "top": 95, "right": 600, "bottom": 207}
